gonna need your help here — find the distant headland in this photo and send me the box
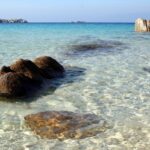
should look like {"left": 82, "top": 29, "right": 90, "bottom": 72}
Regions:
{"left": 0, "top": 19, "right": 28, "bottom": 23}
{"left": 71, "top": 21, "right": 86, "bottom": 24}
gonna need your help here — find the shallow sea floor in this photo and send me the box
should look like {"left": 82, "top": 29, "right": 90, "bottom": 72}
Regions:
{"left": 0, "top": 23, "right": 150, "bottom": 150}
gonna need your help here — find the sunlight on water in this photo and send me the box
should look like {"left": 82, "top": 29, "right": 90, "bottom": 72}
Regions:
{"left": 0, "top": 23, "right": 149, "bottom": 150}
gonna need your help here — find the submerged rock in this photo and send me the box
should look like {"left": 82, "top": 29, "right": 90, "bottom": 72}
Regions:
{"left": 10, "top": 59, "right": 43, "bottom": 82}
{"left": 143, "top": 67, "right": 150, "bottom": 73}
{"left": 66, "top": 39, "right": 124, "bottom": 56}
{"left": 70, "top": 41, "right": 122, "bottom": 51}
{"left": 71, "top": 43, "right": 103, "bottom": 51}
{"left": 34, "top": 56, "right": 65, "bottom": 79}
{"left": 24, "top": 111, "right": 108, "bottom": 139}
{"left": 135, "top": 18, "right": 150, "bottom": 32}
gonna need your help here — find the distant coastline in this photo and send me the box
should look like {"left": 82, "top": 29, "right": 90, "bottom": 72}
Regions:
{"left": 23, "top": 22, "right": 134, "bottom": 24}
{"left": 0, "top": 19, "right": 134, "bottom": 24}
{"left": 0, "top": 19, "right": 28, "bottom": 23}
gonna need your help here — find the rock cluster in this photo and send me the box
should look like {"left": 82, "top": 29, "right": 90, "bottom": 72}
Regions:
{"left": 0, "top": 56, "right": 64, "bottom": 98}
{"left": 24, "top": 111, "right": 108, "bottom": 139}
{"left": 135, "top": 18, "right": 150, "bottom": 32}
{"left": 0, "top": 19, "right": 28, "bottom": 23}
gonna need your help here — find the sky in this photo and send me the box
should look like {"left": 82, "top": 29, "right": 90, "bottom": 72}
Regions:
{"left": 0, "top": 0, "right": 150, "bottom": 22}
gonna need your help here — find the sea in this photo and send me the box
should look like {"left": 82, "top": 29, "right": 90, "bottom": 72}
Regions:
{"left": 0, "top": 23, "right": 149, "bottom": 150}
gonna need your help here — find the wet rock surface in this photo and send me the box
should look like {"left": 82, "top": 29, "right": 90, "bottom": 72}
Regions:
{"left": 0, "top": 72, "right": 32, "bottom": 97}
{"left": 0, "top": 56, "right": 65, "bottom": 99}
{"left": 24, "top": 111, "right": 108, "bottom": 139}
{"left": 34, "top": 56, "right": 65, "bottom": 79}
{"left": 10, "top": 59, "right": 43, "bottom": 82}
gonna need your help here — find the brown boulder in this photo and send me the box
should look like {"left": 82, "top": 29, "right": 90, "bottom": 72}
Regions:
{"left": 24, "top": 111, "right": 108, "bottom": 139}
{"left": 0, "top": 56, "right": 65, "bottom": 99}
{"left": 34, "top": 56, "right": 65, "bottom": 79}
{"left": 0, "top": 72, "right": 33, "bottom": 97}
{"left": 10, "top": 59, "right": 43, "bottom": 82}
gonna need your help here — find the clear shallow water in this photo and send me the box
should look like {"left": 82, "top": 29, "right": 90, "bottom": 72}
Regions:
{"left": 0, "top": 23, "right": 150, "bottom": 150}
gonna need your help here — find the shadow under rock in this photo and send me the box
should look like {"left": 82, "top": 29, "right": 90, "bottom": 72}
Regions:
{"left": 0, "top": 66, "right": 86, "bottom": 103}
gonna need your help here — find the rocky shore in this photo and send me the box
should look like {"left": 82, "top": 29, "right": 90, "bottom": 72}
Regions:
{"left": 0, "top": 56, "right": 65, "bottom": 98}
{"left": 0, "top": 19, "right": 28, "bottom": 23}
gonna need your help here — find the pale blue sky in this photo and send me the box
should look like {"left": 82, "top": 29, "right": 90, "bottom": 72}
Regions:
{"left": 0, "top": 0, "right": 150, "bottom": 22}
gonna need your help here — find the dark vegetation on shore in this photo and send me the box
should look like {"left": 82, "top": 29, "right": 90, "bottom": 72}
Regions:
{"left": 0, "top": 18, "right": 28, "bottom": 23}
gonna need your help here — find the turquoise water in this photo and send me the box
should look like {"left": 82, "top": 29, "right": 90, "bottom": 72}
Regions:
{"left": 0, "top": 23, "right": 150, "bottom": 150}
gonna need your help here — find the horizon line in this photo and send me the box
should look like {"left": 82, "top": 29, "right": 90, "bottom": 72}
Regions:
{"left": 27, "top": 21, "right": 134, "bottom": 23}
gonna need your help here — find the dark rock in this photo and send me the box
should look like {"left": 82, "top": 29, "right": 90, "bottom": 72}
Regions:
{"left": 34, "top": 56, "right": 65, "bottom": 79}
{"left": 24, "top": 111, "right": 108, "bottom": 139}
{"left": 70, "top": 43, "right": 107, "bottom": 51}
{"left": 69, "top": 40, "right": 123, "bottom": 52}
{"left": 0, "top": 66, "right": 13, "bottom": 75}
{"left": 0, "top": 72, "right": 33, "bottom": 97}
{"left": 65, "top": 39, "right": 124, "bottom": 57}
{"left": 10, "top": 59, "right": 43, "bottom": 82}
